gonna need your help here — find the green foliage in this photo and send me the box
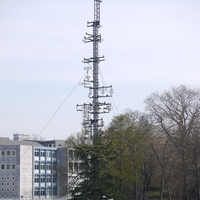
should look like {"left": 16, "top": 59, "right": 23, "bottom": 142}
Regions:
{"left": 70, "top": 135, "right": 118, "bottom": 200}
{"left": 69, "top": 110, "right": 153, "bottom": 200}
{"left": 105, "top": 111, "right": 154, "bottom": 199}
{"left": 66, "top": 85, "right": 200, "bottom": 200}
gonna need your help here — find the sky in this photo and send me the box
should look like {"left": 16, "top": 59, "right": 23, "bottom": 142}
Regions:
{"left": 0, "top": 0, "right": 200, "bottom": 140}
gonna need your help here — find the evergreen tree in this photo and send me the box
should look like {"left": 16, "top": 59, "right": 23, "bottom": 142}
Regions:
{"left": 70, "top": 134, "right": 117, "bottom": 200}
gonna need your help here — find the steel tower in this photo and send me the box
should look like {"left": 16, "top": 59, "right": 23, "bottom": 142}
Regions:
{"left": 77, "top": 0, "right": 113, "bottom": 142}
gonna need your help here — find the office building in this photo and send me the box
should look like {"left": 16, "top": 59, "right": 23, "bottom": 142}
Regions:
{"left": 0, "top": 134, "right": 71, "bottom": 199}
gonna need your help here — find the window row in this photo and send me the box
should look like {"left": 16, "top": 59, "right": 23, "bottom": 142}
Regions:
{"left": 1, "top": 176, "right": 15, "bottom": 180}
{"left": 34, "top": 162, "right": 56, "bottom": 171}
{"left": 1, "top": 182, "right": 15, "bottom": 186}
{"left": 69, "top": 162, "right": 83, "bottom": 173}
{"left": 34, "top": 175, "right": 57, "bottom": 183}
{"left": 1, "top": 164, "right": 16, "bottom": 170}
{"left": 1, "top": 194, "right": 15, "bottom": 198}
{"left": 0, "top": 150, "right": 16, "bottom": 157}
{"left": 1, "top": 188, "right": 15, "bottom": 192}
{"left": 34, "top": 150, "right": 56, "bottom": 158}
{"left": 34, "top": 187, "right": 57, "bottom": 196}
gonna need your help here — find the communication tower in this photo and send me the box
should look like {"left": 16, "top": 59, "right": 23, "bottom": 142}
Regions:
{"left": 77, "top": 0, "right": 113, "bottom": 143}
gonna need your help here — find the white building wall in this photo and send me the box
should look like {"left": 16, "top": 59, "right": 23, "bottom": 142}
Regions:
{"left": 20, "top": 145, "right": 33, "bottom": 198}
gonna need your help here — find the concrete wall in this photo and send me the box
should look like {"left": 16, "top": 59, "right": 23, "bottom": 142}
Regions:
{"left": 57, "top": 147, "right": 68, "bottom": 196}
{"left": 20, "top": 145, "right": 33, "bottom": 199}
{"left": 0, "top": 145, "right": 20, "bottom": 198}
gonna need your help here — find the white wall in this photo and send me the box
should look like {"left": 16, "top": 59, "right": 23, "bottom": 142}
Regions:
{"left": 20, "top": 145, "right": 33, "bottom": 198}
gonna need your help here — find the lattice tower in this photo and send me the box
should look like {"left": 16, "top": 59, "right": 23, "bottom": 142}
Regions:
{"left": 77, "top": 0, "right": 113, "bottom": 144}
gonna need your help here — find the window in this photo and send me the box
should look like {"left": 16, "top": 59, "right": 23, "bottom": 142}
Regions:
{"left": 46, "top": 150, "right": 51, "bottom": 157}
{"left": 46, "top": 150, "right": 51, "bottom": 161}
{"left": 52, "top": 163, "right": 56, "bottom": 172}
{"left": 74, "top": 151, "right": 78, "bottom": 160}
{"left": 34, "top": 188, "right": 39, "bottom": 196}
{"left": 6, "top": 151, "right": 10, "bottom": 156}
{"left": 34, "top": 162, "right": 39, "bottom": 170}
{"left": 11, "top": 150, "right": 16, "bottom": 156}
{"left": 34, "top": 176, "right": 39, "bottom": 183}
{"left": 53, "top": 187, "right": 57, "bottom": 196}
{"left": 35, "top": 149, "right": 39, "bottom": 157}
{"left": 52, "top": 151, "right": 56, "bottom": 158}
{"left": 41, "top": 150, "right": 45, "bottom": 157}
{"left": 53, "top": 175, "right": 57, "bottom": 183}
{"left": 74, "top": 163, "right": 78, "bottom": 173}
{"left": 6, "top": 164, "right": 10, "bottom": 170}
{"left": 41, "top": 175, "right": 45, "bottom": 183}
{"left": 47, "top": 175, "right": 51, "bottom": 183}
{"left": 47, "top": 163, "right": 51, "bottom": 171}
{"left": 69, "top": 150, "right": 73, "bottom": 160}
{"left": 69, "top": 162, "right": 73, "bottom": 172}
{"left": 7, "top": 183, "right": 9, "bottom": 185}
{"left": 40, "top": 175, "right": 45, "bottom": 187}
{"left": 46, "top": 188, "right": 51, "bottom": 196}
{"left": 1, "top": 164, "right": 5, "bottom": 170}
{"left": 12, "top": 164, "right": 15, "bottom": 170}
{"left": 40, "top": 163, "right": 45, "bottom": 174}
{"left": 41, "top": 188, "right": 45, "bottom": 196}
{"left": 1, "top": 151, "right": 5, "bottom": 156}
{"left": 41, "top": 163, "right": 45, "bottom": 170}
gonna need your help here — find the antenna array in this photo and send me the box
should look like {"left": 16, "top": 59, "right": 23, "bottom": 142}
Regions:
{"left": 77, "top": 0, "right": 113, "bottom": 142}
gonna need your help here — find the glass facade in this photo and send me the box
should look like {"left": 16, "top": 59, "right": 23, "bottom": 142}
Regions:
{"left": 33, "top": 147, "right": 57, "bottom": 198}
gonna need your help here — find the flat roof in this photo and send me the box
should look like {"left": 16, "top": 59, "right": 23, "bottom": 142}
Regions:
{"left": 0, "top": 138, "right": 66, "bottom": 148}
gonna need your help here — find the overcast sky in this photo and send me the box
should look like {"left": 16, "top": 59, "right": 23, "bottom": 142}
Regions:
{"left": 0, "top": 0, "right": 200, "bottom": 140}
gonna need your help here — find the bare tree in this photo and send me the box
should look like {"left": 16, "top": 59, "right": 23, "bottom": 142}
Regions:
{"left": 149, "top": 133, "right": 174, "bottom": 200}
{"left": 145, "top": 85, "right": 200, "bottom": 200}
{"left": 65, "top": 132, "right": 84, "bottom": 147}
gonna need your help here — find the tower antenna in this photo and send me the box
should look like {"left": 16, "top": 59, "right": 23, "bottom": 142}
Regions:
{"left": 77, "top": 0, "right": 113, "bottom": 143}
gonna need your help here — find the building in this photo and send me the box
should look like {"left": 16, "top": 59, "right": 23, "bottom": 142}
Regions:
{"left": 0, "top": 134, "right": 73, "bottom": 199}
